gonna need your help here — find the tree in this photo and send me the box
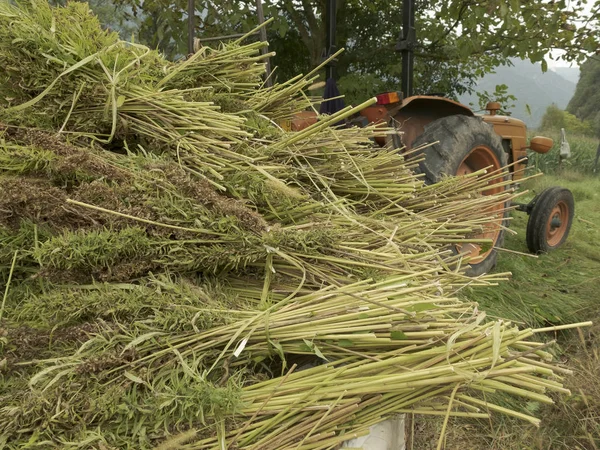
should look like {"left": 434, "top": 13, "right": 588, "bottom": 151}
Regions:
{"left": 540, "top": 104, "right": 566, "bottom": 131}
{"left": 111, "top": 0, "right": 258, "bottom": 58}
{"left": 541, "top": 104, "right": 595, "bottom": 136}
{"left": 101, "top": 0, "right": 600, "bottom": 102}
{"left": 49, "top": 0, "right": 139, "bottom": 39}
{"left": 567, "top": 57, "right": 600, "bottom": 136}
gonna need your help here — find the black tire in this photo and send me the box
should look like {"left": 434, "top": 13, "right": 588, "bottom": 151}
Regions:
{"left": 526, "top": 187, "right": 574, "bottom": 254}
{"left": 411, "top": 115, "right": 509, "bottom": 276}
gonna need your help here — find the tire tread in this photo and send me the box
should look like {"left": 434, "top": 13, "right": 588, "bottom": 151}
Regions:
{"left": 410, "top": 115, "right": 508, "bottom": 276}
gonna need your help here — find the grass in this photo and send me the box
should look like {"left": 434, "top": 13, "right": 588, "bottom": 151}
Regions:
{"left": 471, "top": 171, "right": 600, "bottom": 330}
{"left": 412, "top": 133, "right": 600, "bottom": 450}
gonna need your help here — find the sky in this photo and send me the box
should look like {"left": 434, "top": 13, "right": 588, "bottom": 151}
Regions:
{"left": 547, "top": 50, "right": 577, "bottom": 68}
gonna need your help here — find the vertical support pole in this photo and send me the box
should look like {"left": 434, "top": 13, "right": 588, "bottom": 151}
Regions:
{"left": 187, "top": 0, "right": 195, "bottom": 54}
{"left": 397, "top": 0, "right": 415, "bottom": 97}
{"left": 256, "top": 0, "right": 273, "bottom": 87}
{"left": 325, "top": 0, "right": 337, "bottom": 80}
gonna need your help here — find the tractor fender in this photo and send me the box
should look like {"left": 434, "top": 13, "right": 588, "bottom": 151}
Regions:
{"left": 390, "top": 95, "right": 474, "bottom": 150}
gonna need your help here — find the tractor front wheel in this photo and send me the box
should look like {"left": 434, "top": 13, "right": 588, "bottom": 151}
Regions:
{"left": 411, "top": 115, "right": 509, "bottom": 276}
{"left": 526, "top": 187, "right": 574, "bottom": 254}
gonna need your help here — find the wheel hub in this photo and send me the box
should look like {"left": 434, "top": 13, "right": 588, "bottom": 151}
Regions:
{"left": 455, "top": 145, "right": 504, "bottom": 265}
{"left": 546, "top": 201, "right": 569, "bottom": 247}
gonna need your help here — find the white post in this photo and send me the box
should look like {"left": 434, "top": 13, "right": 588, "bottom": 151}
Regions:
{"left": 341, "top": 416, "right": 406, "bottom": 450}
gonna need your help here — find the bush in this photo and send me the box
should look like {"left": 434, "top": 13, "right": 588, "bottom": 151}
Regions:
{"left": 540, "top": 104, "right": 596, "bottom": 137}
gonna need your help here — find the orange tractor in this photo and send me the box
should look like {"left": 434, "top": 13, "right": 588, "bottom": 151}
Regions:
{"left": 289, "top": 0, "right": 574, "bottom": 275}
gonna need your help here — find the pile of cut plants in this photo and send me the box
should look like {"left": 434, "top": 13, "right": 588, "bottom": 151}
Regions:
{"left": 0, "top": 1, "right": 584, "bottom": 449}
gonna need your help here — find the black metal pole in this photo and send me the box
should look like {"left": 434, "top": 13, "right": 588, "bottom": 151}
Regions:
{"left": 325, "top": 0, "right": 337, "bottom": 80}
{"left": 256, "top": 0, "right": 273, "bottom": 87}
{"left": 187, "top": 0, "right": 194, "bottom": 54}
{"left": 397, "top": 0, "right": 416, "bottom": 97}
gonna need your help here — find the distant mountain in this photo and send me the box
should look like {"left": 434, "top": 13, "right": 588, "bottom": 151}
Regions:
{"left": 551, "top": 67, "right": 580, "bottom": 85}
{"left": 458, "top": 59, "right": 576, "bottom": 129}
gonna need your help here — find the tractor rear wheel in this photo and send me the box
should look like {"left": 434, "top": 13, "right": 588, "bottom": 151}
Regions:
{"left": 411, "top": 115, "right": 509, "bottom": 276}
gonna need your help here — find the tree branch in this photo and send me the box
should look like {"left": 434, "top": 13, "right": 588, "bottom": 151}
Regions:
{"left": 427, "top": 1, "right": 471, "bottom": 49}
{"left": 300, "top": 0, "right": 319, "bottom": 33}
{"left": 283, "top": 0, "right": 312, "bottom": 49}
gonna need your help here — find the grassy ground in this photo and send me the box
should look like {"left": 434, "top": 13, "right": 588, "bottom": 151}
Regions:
{"left": 411, "top": 134, "right": 600, "bottom": 450}
{"left": 474, "top": 171, "right": 600, "bottom": 330}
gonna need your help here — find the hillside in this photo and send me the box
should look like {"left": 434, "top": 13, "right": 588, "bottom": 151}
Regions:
{"left": 552, "top": 66, "right": 580, "bottom": 84}
{"left": 567, "top": 57, "right": 600, "bottom": 135}
{"left": 458, "top": 59, "right": 577, "bottom": 128}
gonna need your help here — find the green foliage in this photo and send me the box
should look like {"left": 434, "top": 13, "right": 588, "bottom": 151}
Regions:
{"left": 77, "top": 0, "right": 600, "bottom": 100}
{"left": 567, "top": 57, "right": 600, "bottom": 137}
{"left": 49, "top": 0, "right": 139, "bottom": 40}
{"left": 18, "top": 283, "right": 171, "bottom": 326}
{"left": 564, "top": 111, "right": 596, "bottom": 136}
{"left": 109, "top": 0, "right": 257, "bottom": 58}
{"left": 540, "top": 105, "right": 596, "bottom": 136}
{"left": 266, "top": 20, "right": 312, "bottom": 83}
{"left": 14, "top": 276, "right": 237, "bottom": 331}
{"left": 2, "top": 363, "right": 243, "bottom": 448}
{"left": 473, "top": 83, "right": 517, "bottom": 114}
{"left": 0, "top": 142, "right": 56, "bottom": 175}
{"left": 34, "top": 227, "right": 155, "bottom": 271}
{"left": 540, "top": 104, "right": 567, "bottom": 131}
{"left": 0, "top": 3, "right": 588, "bottom": 447}
{"left": 0, "top": 221, "right": 49, "bottom": 278}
